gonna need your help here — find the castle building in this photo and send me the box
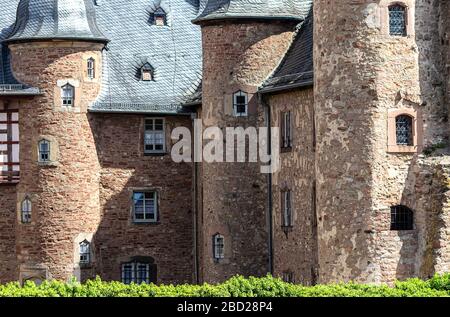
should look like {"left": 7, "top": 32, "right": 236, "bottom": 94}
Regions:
{"left": 0, "top": 0, "right": 449, "bottom": 285}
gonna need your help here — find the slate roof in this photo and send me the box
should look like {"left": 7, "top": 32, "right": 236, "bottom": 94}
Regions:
{"left": 260, "top": 9, "right": 314, "bottom": 93}
{"left": 194, "top": 0, "right": 312, "bottom": 23}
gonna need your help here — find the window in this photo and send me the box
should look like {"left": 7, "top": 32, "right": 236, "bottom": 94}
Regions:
{"left": 144, "top": 118, "right": 165, "bottom": 154}
{"left": 21, "top": 197, "right": 32, "bottom": 224}
{"left": 133, "top": 191, "right": 158, "bottom": 223}
{"left": 61, "top": 84, "right": 75, "bottom": 106}
{"left": 151, "top": 8, "right": 167, "bottom": 26}
{"left": 87, "top": 58, "right": 95, "bottom": 79}
{"left": 281, "top": 190, "right": 293, "bottom": 228}
{"left": 213, "top": 234, "right": 224, "bottom": 260}
{"left": 282, "top": 271, "right": 295, "bottom": 283}
{"left": 121, "top": 261, "right": 155, "bottom": 284}
{"left": 389, "top": 4, "right": 407, "bottom": 36}
{"left": 38, "top": 139, "right": 50, "bottom": 162}
{"left": 0, "top": 108, "right": 20, "bottom": 184}
{"left": 79, "top": 240, "right": 91, "bottom": 264}
{"left": 233, "top": 91, "right": 248, "bottom": 117}
{"left": 390, "top": 205, "right": 413, "bottom": 230}
{"left": 396, "top": 115, "right": 413, "bottom": 146}
{"left": 141, "top": 63, "right": 154, "bottom": 81}
{"left": 281, "top": 111, "right": 292, "bottom": 149}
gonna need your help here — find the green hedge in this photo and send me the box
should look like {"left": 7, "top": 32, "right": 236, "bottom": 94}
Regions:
{"left": 1, "top": 274, "right": 450, "bottom": 297}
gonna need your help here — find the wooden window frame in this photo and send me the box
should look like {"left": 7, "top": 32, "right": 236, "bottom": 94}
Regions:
{"left": 0, "top": 107, "right": 19, "bottom": 184}
{"left": 132, "top": 191, "right": 159, "bottom": 223}
{"left": 144, "top": 118, "right": 166, "bottom": 154}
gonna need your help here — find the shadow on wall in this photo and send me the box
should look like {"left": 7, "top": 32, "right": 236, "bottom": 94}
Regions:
{"left": 79, "top": 113, "right": 195, "bottom": 284}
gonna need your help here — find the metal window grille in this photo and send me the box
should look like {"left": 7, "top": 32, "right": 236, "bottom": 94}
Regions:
{"left": 144, "top": 118, "right": 165, "bottom": 153}
{"left": 121, "top": 263, "right": 134, "bottom": 284}
{"left": 61, "top": 84, "right": 74, "bottom": 106}
{"left": 396, "top": 115, "right": 413, "bottom": 146}
{"left": 133, "top": 192, "right": 158, "bottom": 223}
{"left": 389, "top": 5, "right": 407, "bottom": 36}
{"left": 79, "top": 240, "right": 90, "bottom": 264}
{"left": 121, "top": 262, "right": 151, "bottom": 284}
{"left": 87, "top": 58, "right": 95, "bottom": 79}
{"left": 38, "top": 140, "right": 50, "bottom": 162}
{"left": 390, "top": 205, "right": 414, "bottom": 230}
{"left": 282, "top": 190, "right": 293, "bottom": 228}
{"left": 136, "top": 263, "right": 150, "bottom": 284}
{"left": 213, "top": 234, "right": 224, "bottom": 260}
{"left": 233, "top": 91, "right": 248, "bottom": 117}
{"left": 21, "top": 198, "right": 32, "bottom": 224}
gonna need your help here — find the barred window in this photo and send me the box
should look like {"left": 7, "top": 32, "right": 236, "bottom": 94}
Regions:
{"left": 213, "top": 234, "right": 224, "bottom": 260}
{"left": 396, "top": 115, "right": 413, "bottom": 146}
{"left": 389, "top": 4, "right": 407, "bottom": 36}
{"left": 133, "top": 191, "right": 158, "bottom": 223}
{"left": 61, "top": 84, "right": 75, "bottom": 106}
{"left": 87, "top": 58, "right": 95, "bottom": 79}
{"left": 21, "top": 197, "right": 32, "bottom": 224}
{"left": 391, "top": 205, "right": 414, "bottom": 230}
{"left": 233, "top": 91, "right": 248, "bottom": 117}
{"left": 38, "top": 139, "right": 50, "bottom": 162}
{"left": 281, "top": 190, "right": 293, "bottom": 228}
{"left": 121, "top": 262, "right": 154, "bottom": 284}
{"left": 144, "top": 118, "right": 165, "bottom": 154}
{"left": 281, "top": 111, "right": 292, "bottom": 149}
{"left": 79, "top": 240, "right": 91, "bottom": 264}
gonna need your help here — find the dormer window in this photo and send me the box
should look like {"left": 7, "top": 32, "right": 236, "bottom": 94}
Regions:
{"left": 87, "top": 58, "right": 95, "bottom": 79}
{"left": 151, "top": 8, "right": 166, "bottom": 26}
{"left": 141, "top": 63, "right": 154, "bottom": 81}
{"left": 61, "top": 84, "right": 74, "bottom": 106}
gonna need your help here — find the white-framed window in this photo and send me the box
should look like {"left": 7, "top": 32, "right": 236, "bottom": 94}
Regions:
{"left": 38, "top": 139, "right": 50, "bottom": 162}
{"left": 121, "top": 262, "right": 151, "bottom": 284}
{"left": 144, "top": 118, "right": 165, "bottom": 154}
{"left": 281, "top": 111, "right": 292, "bottom": 149}
{"left": 87, "top": 58, "right": 95, "bottom": 79}
{"left": 133, "top": 191, "right": 158, "bottom": 223}
{"left": 61, "top": 83, "right": 75, "bottom": 106}
{"left": 141, "top": 63, "right": 154, "bottom": 81}
{"left": 233, "top": 90, "right": 248, "bottom": 117}
{"left": 21, "top": 197, "right": 32, "bottom": 224}
{"left": 79, "top": 240, "right": 91, "bottom": 264}
{"left": 282, "top": 190, "right": 293, "bottom": 228}
{"left": 213, "top": 234, "right": 225, "bottom": 260}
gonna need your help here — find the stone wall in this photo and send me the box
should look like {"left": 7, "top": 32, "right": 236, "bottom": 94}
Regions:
{"left": 199, "top": 20, "right": 297, "bottom": 283}
{"left": 0, "top": 185, "right": 18, "bottom": 283}
{"left": 91, "top": 113, "right": 195, "bottom": 284}
{"left": 268, "top": 88, "right": 318, "bottom": 285}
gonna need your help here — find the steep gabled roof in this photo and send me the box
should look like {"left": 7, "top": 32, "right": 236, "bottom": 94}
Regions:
{"left": 260, "top": 11, "right": 313, "bottom": 93}
{"left": 194, "top": 0, "right": 312, "bottom": 23}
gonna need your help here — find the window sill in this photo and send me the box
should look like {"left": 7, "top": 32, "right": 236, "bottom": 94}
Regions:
{"left": 37, "top": 161, "right": 59, "bottom": 167}
{"left": 387, "top": 145, "right": 421, "bottom": 154}
{"left": 144, "top": 152, "right": 167, "bottom": 157}
{"left": 132, "top": 221, "right": 160, "bottom": 225}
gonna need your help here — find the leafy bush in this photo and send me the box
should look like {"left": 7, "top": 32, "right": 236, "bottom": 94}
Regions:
{"left": 0, "top": 274, "right": 450, "bottom": 297}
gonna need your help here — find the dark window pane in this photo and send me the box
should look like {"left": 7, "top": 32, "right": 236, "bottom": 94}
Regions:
{"left": 390, "top": 205, "right": 414, "bottom": 230}
{"left": 396, "top": 115, "right": 413, "bottom": 146}
{"left": 389, "top": 5, "right": 406, "bottom": 36}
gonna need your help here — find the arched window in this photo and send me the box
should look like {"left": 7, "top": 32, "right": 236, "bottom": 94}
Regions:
{"left": 21, "top": 197, "right": 32, "bottom": 224}
{"left": 391, "top": 205, "right": 414, "bottom": 230}
{"left": 61, "top": 84, "right": 75, "bottom": 106}
{"left": 396, "top": 115, "right": 413, "bottom": 146}
{"left": 79, "top": 240, "right": 91, "bottom": 264}
{"left": 38, "top": 139, "right": 50, "bottom": 162}
{"left": 213, "top": 234, "right": 224, "bottom": 260}
{"left": 389, "top": 4, "right": 407, "bottom": 36}
{"left": 141, "top": 63, "right": 154, "bottom": 81}
{"left": 150, "top": 7, "right": 166, "bottom": 26}
{"left": 233, "top": 90, "right": 248, "bottom": 117}
{"left": 87, "top": 58, "right": 95, "bottom": 79}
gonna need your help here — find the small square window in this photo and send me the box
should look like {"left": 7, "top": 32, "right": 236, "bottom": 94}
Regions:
{"left": 133, "top": 191, "right": 158, "bottom": 223}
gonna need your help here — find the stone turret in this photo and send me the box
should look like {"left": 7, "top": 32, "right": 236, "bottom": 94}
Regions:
{"left": 6, "top": 0, "right": 107, "bottom": 282}
{"left": 314, "top": 0, "right": 449, "bottom": 283}
{"left": 193, "top": 0, "right": 310, "bottom": 283}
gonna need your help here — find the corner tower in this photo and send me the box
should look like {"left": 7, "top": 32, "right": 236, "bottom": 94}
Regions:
{"left": 5, "top": 0, "right": 108, "bottom": 282}
{"left": 193, "top": 0, "right": 310, "bottom": 283}
{"left": 315, "top": 0, "right": 449, "bottom": 283}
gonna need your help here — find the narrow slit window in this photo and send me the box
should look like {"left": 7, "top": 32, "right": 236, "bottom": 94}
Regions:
{"left": 396, "top": 115, "right": 413, "bottom": 146}
{"left": 281, "top": 190, "right": 293, "bottom": 228}
{"left": 233, "top": 91, "right": 248, "bottom": 117}
{"left": 38, "top": 139, "right": 50, "bottom": 162}
{"left": 389, "top": 5, "right": 407, "bottom": 36}
{"left": 213, "top": 234, "right": 224, "bottom": 260}
{"left": 79, "top": 240, "right": 91, "bottom": 264}
{"left": 391, "top": 205, "right": 414, "bottom": 230}
{"left": 61, "top": 84, "right": 75, "bottom": 106}
{"left": 21, "top": 197, "right": 32, "bottom": 224}
{"left": 87, "top": 58, "right": 95, "bottom": 79}
{"left": 281, "top": 111, "right": 293, "bottom": 149}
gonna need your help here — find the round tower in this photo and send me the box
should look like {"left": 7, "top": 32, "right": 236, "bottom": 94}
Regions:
{"left": 315, "top": 0, "right": 448, "bottom": 283}
{"left": 193, "top": 0, "right": 305, "bottom": 283}
{"left": 5, "top": 0, "right": 108, "bottom": 282}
